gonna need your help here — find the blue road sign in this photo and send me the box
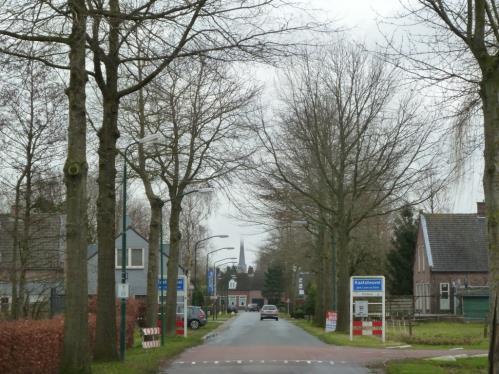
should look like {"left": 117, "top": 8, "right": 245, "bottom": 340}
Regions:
{"left": 157, "top": 278, "right": 184, "bottom": 291}
{"left": 352, "top": 278, "right": 383, "bottom": 292}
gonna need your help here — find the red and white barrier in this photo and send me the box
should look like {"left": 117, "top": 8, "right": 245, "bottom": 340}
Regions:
{"left": 142, "top": 327, "right": 160, "bottom": 349}
{"left": 352, "top": 320, "right": 383, "bottom": 336}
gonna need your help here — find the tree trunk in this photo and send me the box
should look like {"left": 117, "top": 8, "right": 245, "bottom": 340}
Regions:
{"left": 10, "top": 189, "right": 21, "bottom": 320}
{"left": 481, "top": 74, "right": 499, "bottom": 374}
{"left": 60, "top": 0, "right": 90, "bottom": 372}
{"left": 335, "top": 228, "right": 350, "bottom": 332}
{"left": 145, "top": 198, "right": 162, "bottom": 327}
{"left": 94, "top": 94, "right": 120, "bottom": 361}
{"left": 166, "top": 198, "right": 182, "bottom": 336}
{"left": 313, "top": 226, "right": 325, "bottom": 326}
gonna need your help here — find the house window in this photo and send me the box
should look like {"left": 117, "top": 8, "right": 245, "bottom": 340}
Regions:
{"left": 0, "top": 297, "right": 10, "bottom": 313}
{"left": 115, "top": 248, "right": 144, "bottom": 269}
{"left": 239, "top": 295, "right": 247, "bottom": 307}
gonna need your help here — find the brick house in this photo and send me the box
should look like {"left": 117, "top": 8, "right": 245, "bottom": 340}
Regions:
{"left": 413, "top": 203, "right": 489, "bottom": 315}
{"left": 222, "top": 271, "right": 266, "bottom": 310}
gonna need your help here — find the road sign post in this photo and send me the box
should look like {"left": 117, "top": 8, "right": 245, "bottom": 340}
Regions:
{"left": 157, "top": 276, "right": 188, "bottom": 338}
{"left": 349, "top": 276, "right": 385, "bottom": 342}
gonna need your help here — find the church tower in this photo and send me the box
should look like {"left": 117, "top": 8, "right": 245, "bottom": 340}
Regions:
{"left": 238, "top": 238, "right": 247, "bottom": 273}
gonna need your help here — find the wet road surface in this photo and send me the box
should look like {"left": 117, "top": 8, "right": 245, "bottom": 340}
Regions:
{"left": 160, "top": 312, "right": 369, "bottom": 373}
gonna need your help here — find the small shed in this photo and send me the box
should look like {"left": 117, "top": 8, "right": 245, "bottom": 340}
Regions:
{"left": 458, "top": 287, "right": 489, "bottom": 321}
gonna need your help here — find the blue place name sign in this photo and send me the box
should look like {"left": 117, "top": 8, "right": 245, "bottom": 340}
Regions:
{"left": 157, "top": 278, "right": 184, "bottom": 291}
{"left": 352, "top": 278, "right": 383, "bottom": 292}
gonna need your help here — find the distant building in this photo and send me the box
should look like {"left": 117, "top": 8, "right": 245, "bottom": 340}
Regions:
{"left": 223, "top": 271, "right": 265, "bottom": 309}
{"left": 87, "top": 226, "right": 184, "bottom": 300}
{"left": 0, "top": 213, "right": 65, "bottom": 316}
{"left": 413, "top": 203, "right": 489, "bottom": 316}
{"left": 237, "top": 238, "right": 247, "bottom": 273}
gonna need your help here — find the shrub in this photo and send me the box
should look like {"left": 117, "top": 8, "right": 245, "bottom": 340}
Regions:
{"left": 0, "top": 300, "right": 136, "bottom": 374}
{"left": 291, "top": 309, "right": 305, "bottom": 319}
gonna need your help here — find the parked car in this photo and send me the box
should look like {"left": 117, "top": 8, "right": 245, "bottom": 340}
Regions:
{"left": 247, "top": 303, "right": 259, "bottom": 312}
{"left": 227, "top": 304, "right": 238, "bottom": 313}
{"left": 157, "top": 305, "right": 207, "bottom": 330}
{"left": 179, "top": 306, "right": 207, "bottom": 329}
{"left": 260, "top": 304, "right": 279, "bottom": 321}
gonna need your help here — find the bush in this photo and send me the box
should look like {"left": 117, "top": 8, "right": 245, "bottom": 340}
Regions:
{"left": 0, "top": 318, "right": 64, "bottom": 374}
{"left": 0, "top": 299, "right": 137, "bottom": 374}
{"left": 291, "top": 309, "right": 305, "bottom": 319}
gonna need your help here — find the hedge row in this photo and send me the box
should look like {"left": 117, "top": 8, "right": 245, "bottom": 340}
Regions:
{"left": 0, "top": 299, "right": 140, "bottom": 374}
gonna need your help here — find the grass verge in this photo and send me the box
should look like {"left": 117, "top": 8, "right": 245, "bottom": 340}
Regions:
{"left": 386, "top": 356, "right": 487, "bottom": 374}
{"left": 291, "top": 319, "right": 488, "bottom": 349}
{"left": 92, "top": 317, "right": 230, "bottom": 374}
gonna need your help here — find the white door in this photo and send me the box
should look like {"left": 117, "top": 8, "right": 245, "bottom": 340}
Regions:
{"left": 439, "top": 283, "right": 450, "bottom": 310}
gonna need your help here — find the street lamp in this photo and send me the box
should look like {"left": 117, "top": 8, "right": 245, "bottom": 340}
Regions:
{"left": 159, "top": 187, "right": 213, "bottom": 345}
{"left": 120, "top": 133, "right": 163, "bottom": 361}
{"left": 194, "top": 235, "right": 229, "bottom": 289}
{"left": 212, "top": 258, "right": 237, "bottom": 317}
{"left": 206, "top": 247, "right": 235, "bottom": 296}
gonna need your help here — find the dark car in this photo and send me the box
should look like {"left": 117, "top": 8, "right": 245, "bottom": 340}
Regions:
{"left": 227, "top": 304, "right": 238, "bottom": 313}
{"left": 247, "top": 303, "right": 259, "bottom": 312}
{"left": 260, "top": 304, "right": 279, "bottom": 321}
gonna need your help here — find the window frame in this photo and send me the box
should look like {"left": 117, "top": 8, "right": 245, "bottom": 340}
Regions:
{"left": 115, "top": 248, "right": 145, "bottom": 269}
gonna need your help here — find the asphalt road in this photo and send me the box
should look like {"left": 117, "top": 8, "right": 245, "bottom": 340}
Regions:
{"left": 160, "top": 312, "right": 370, "bottom": 374}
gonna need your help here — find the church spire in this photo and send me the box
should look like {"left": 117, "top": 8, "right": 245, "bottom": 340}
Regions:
{"left": 238, "top": 237, "right": 247, "bottom": 273}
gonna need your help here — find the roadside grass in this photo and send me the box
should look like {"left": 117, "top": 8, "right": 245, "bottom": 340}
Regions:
{"left": 388, "top": 321, "right": 488, "bottom": 349}
{"left": 291, "top": 319, "right": 488, "bottom": 349}
{"left": 92, "top": 318, "right": 229, "bottom": 374}
{"left": 386, "top": 356, "right": 487, "bottom": 374}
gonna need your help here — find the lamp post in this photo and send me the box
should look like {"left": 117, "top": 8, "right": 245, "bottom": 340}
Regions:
{"left": 206, "top": 247, "right": 235, "bottom": 297}
{"left": 120, "top": 133, "right": 163, "bottom": 361}
{"left": 194, "top": 235, "right": 229, "bottom": 289}
{"left": 213, "top": 257, "right": 237, "bottom": 318}
{"left": 159, "top": 187, "right": 213, "bottom": 345}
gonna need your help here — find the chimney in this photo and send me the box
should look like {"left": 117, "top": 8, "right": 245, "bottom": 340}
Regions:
{"left": 477, "top": 202, "right": 486, "bottom": 217}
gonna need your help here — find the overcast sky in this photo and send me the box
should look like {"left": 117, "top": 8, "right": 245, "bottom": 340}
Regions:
{"left": 202, "top": 0, "right": 485, "bottom": 269}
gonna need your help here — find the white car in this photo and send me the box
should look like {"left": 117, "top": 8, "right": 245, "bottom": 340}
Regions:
{"left": 260, "top": 304, "right": 279, "bottom": 321}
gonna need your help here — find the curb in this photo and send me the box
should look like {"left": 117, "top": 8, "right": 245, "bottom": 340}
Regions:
{"left": 202, "top": 315, "right": 237, "bottom": 340}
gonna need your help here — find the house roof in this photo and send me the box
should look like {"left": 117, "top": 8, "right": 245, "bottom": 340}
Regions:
{"left": 421, "top": 213, "right": 488, "bottom": 272}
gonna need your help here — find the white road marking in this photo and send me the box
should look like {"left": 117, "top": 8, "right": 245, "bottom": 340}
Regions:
{"left": 214, "top": 361, "right": 219, "bottom": 364}
{"left": 317, "top": 360, "right": 322, "bottom": 363}
{"left": 225, "top": 360, "right": 231, "bottom": 363}
{"left": 191, "top": 362, "right": 196, "bottom": 365}
{"left": 284, "top": 360, "right": 288, "bottom": 364}
{"left": 237, "top": 360, "right": 242, "bottom": 364}
{"left": 330, "top": 361, "right": 335, "bottom": 365}
{"left": 249, "top": 360, "right": 253, "bottom": 363}
{"left": 260, "top": 360, "right": 265, "bottom": 364}
{"left": 306, "top": 360, "right": 311, "bottom": 364}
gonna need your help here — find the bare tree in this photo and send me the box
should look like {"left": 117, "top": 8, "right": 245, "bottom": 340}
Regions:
{"left": 121, "top": 56, "right": 257, "bottom": 334}
{"left": 0, "top": 60, "right": 65, "bottom": 318}
{"left": 381, "top": 1, "right": 499, "bottom": 369}
{"left": 257, "top": 41, "right": 442, "bottom": 331}
{"left": 83, "top": 0, "right": 316, "bottom": 359}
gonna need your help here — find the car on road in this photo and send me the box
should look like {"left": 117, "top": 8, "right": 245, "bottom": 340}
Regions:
{"left": 260, "top": 304, "right": 279, "bottom": 321}
{"left": 247, "top": 303, "right": 259, "bottom": 312}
